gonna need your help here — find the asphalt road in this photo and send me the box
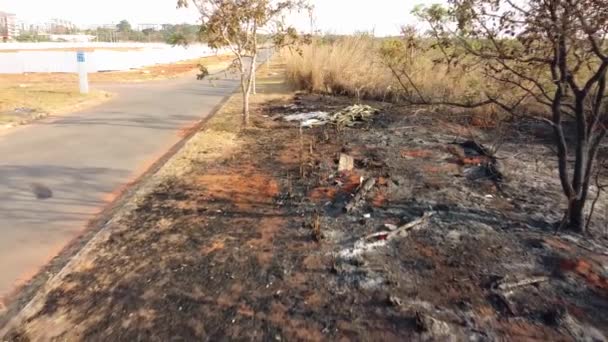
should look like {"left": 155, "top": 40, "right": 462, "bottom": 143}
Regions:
{"left": 0, "top": 70, "right": 241, "bottom": 304}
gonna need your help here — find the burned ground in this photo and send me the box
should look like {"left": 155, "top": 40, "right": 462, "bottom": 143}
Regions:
{"left": 3, "top": 84, "right": 608, "bottom": 340}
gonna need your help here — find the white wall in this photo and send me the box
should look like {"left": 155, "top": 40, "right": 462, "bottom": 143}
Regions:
{"left": 0, "top": 43, "right": 222, "bottom": 74}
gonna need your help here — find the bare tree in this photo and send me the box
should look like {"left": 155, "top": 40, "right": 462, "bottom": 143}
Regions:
{"left": 178, "top": 0, "right": 310, "bottom": 126}
{"left": 384, "top": 0, "right": 608, "bottom": 233}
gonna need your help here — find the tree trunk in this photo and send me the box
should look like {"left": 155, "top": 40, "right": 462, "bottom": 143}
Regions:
{"left": 556, "top": 135, "right": 592, "bottom": 233}
{"left": 568, "top": 197, "right": 587, "bottom": 232}
{"left": 240, "top": 69, "right": 250, "bottom": 127}
{"left": 243, "top": 90, "right": 250, "bottom": 126}
{"left": 241, "top": 53, "right": 256, "bottom": 127}
{"left": 559, "top": 137, "right": 596, "bottom": 233}
{"left": 251, "top": 60, "right": 257, "bottom": 95}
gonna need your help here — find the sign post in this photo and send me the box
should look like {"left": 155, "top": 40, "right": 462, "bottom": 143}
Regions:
{"left": 77, "top": 51, "right": 89, "bottom": 94}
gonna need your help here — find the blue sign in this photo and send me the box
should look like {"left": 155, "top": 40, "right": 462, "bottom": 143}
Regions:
{"left": 77, "top": 51, "right": 85, "bottom": 63}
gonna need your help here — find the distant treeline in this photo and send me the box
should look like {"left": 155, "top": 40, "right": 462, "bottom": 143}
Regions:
{"left": 15, "top": 21, "right": 205, "bottom": 45}
{"left": 86, "top": 21, "right": 205, "bottom": 44}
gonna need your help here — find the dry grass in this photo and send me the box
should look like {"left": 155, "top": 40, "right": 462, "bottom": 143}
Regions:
{"left": 284, "top": 36, "right": 393, "bottom": 100}
{"left": 0, "top": 85, "right": 110, "bottom": 124}
{"left": 283, "top": 36, "right": 488, "bottom": 105}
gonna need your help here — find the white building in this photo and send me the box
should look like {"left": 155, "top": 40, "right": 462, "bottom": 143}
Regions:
{"left": 0, "top": 11, "right": 18, "bottom": 41}
{"left": 137, "top": 23, "right": 163, "bottom": 31}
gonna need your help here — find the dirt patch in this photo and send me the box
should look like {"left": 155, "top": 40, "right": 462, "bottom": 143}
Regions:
{"left": 400, "top": 149, "right": 433, "bottom": 159}
{"left": 308, "top": 187, "right": 338, "bottom": 202}
{"left": 86, "top": 54, "right": 233, "bottom": 83}
{"left": 308, "top": 171, "right": 361, "bottom": 203}
{"left": 560, "top": 258, "right": 608, "bottom": 293}
{"left": 196, "top": 167, "right": 279, "bottom": 211}
{"left": 0, "top": 88, "right": 110, "bottom": 127}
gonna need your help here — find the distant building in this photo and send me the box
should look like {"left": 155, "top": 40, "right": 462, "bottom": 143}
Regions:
{"left": 0, "top": 11, "right": 18, "bottom": 41}
{"left": 137, "top": 23, "right": 163, "bottom": 31}
{"left": 48, "top": 18, "right": 77, "bottom": 34}
{"left": 16, "top": 19, "right": 48, "bottom": 35}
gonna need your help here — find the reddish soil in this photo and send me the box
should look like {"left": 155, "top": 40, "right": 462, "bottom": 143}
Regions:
{"left": 195, "top": 167, "right": 280, "bottom": 211}
{"left": 400, "top": 149, "right": 433, "bottom": 159}
{"left": 4, "top": 92, "right": 608, "bottom": 340}
{"left": 560, "top": 258, "right": 608, "bottom": 293}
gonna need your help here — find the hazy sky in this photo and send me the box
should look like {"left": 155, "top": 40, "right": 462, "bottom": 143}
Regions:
{"left": 2, "top": 0, "right": 433, "bottom": 36}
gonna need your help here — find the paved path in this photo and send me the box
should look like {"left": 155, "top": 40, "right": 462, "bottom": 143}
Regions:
{"left": 0, "top": 71, "right": 241, "bottom": 304}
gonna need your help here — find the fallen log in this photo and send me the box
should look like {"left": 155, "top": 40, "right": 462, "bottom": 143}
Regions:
{"left": 339, "top": 212, "right": 433, "bottom": 260}
{"left": 495, "top": 276, "right": 549, "bottom": 295}
{"left": 345, "top": 177, "right": 376, "bottom": 213}
{"left": 490, "top": 275, "right": 550, "bottom": 315}
{"left": 363, "top": 212, "right": 434, "bottom": 242}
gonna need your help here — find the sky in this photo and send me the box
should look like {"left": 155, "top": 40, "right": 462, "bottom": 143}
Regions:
{"left": 292, "top": 0, "right": 428, "bottom": 36}
{"left": 1, "top": 0, "right": 434, "bottom": 36}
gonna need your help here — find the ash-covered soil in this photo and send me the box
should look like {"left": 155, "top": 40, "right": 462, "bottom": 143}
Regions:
{"left": 4, "top": 92, "right": 608, "bottom": 341}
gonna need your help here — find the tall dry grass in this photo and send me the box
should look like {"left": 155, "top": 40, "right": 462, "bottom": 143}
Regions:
{"left": 284, "top": 36, "right": 393, "bottom": 100}
{"left": 283, "top": 35, "right": 489, "bottom": 105}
